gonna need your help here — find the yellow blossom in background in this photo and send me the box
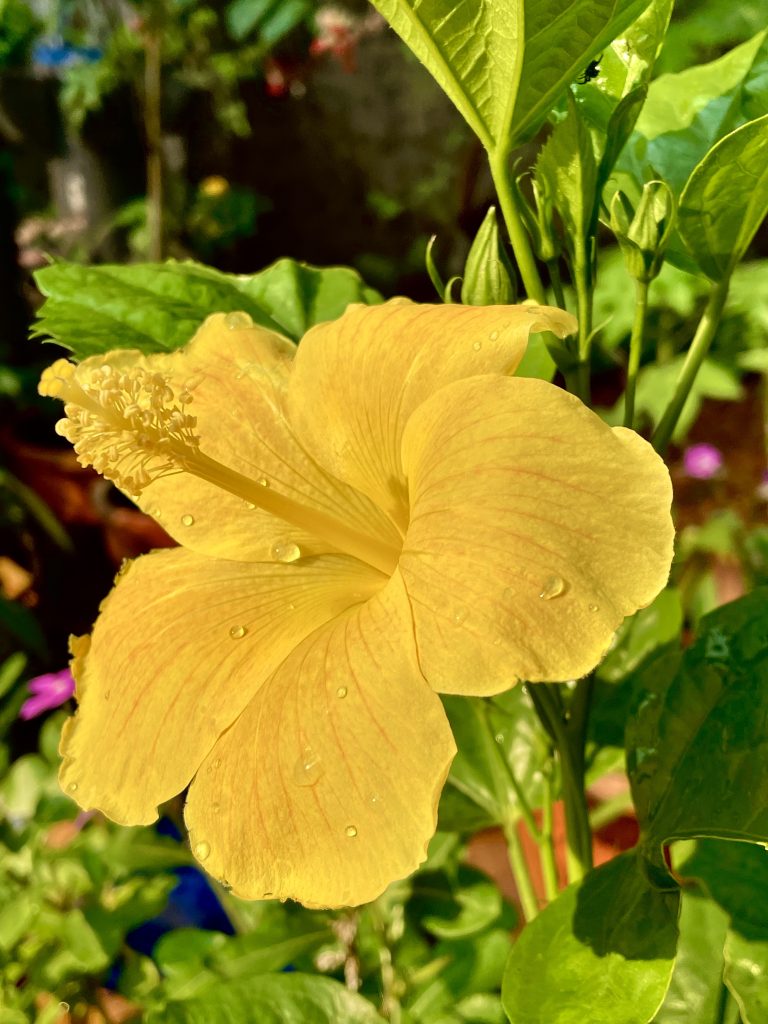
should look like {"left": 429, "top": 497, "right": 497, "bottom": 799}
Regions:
{"left": 199, "top": 175, "right": 230, "bottom": 198}
{"left": 39, "top": 302, "right": 674, "bottom": 908}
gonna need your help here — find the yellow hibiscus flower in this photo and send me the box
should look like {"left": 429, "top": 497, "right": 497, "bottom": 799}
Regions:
{"left": 39, "top": 301, "right": 673, "bottom": 908}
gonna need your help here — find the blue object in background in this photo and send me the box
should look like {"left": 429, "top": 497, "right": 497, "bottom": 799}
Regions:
{"left": 33, "top": 40, "right": 102, "bottom": 71}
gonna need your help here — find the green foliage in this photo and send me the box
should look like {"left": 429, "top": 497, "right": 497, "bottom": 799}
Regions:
{"left": 501, "top": 851, "right": 678, "bottom": 1024}
{"left": 368, "top": 0, "right": 647, "bottom": 156}
{"left": 613, "top": 28, "right": 768, "bottom": 209}
{"left": 0, "top": 0, "right": 41, "bottom": 68}
{"left": 147, "top": 972, "right": 387, "bottom": 1024}
{"left": 678, "top": 115, "right": 768, "bottom": 281}
{"left": 32, "top": 259, "right": 382, "bottom": 358}
{"left": 627, "top": 591, "right": 768, "bottom": 876}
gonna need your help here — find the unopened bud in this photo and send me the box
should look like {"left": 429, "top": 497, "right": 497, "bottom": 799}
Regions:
{"left": 461, "top": 206, "right": 517, "bottom": 306}
{"left": 610, "top": 180, "right": 676, "bottom": 283}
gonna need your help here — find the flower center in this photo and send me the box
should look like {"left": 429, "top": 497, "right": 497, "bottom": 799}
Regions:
{"left": 41, "top": 358, "right": 400, "bottom": 575}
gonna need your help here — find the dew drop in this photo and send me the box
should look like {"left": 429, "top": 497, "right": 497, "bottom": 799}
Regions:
{"left": 258, "top": 477, "right": 269, "bottom": 488}
{"left": 336, "top": 686, "right": 348, "bottom": 699}
{"left": 181, "top": 513, "right": 195, "bottom": 527}
{"left": 472, "top": 340, "right": 483, "bottom": 351}
{"left": 58, "top": 1003, "right": 70, "bottom": 1013}
{"left": 345, "top": 825, "right": 358, "bottom": 838}
{"left": 489, "top": 330, "right": 499, "bottom": 341}
{"left": 588, "top": 602, "right": 599, "bottom": 613}
{"left": 149, "top": 507, "right": 161, "bottom": 520}
{"left": 67, "top": 782, "right": 78, "bottom": 794}
{"left": 225, "top": 311, "right": 253, "bottom": 330}
{"left": 292, "top": 746, "right": 323, "bottom": 786}
{"left": 272, "top": 540, "right": 301, "bottom": 563}
{"left": 229, "top": 624, "right": 247, "bottom": 639}
{"left": 539, "top": 575, "right": 566, "bottom": 600}
{"left": 370, "top": 793, "right": 381, "bottom": 805}
{"left": 495, "top": 732, "right": 504, "bottom": 744}
{"left": 194, "top": 840, "right": 211, "bottom": 861}
{"left": 104, "top": 690, "right": 111, "bottom": 701}
{"left": 452, "top": 607, "right": 468, "bottom": 625}
{"left": 213, "top": 758, "right": 222, "bottom": 768}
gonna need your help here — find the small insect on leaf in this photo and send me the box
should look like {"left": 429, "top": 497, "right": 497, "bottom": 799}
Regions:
{"left": 577, "top": 55, "right": 603, "bottom": 85}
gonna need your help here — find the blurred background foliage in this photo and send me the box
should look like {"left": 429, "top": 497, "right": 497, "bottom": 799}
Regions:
{"left": 1, "top": 0, "right": 768, "bottom": 1020}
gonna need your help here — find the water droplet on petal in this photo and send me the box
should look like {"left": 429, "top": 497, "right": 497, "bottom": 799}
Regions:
{"left": 452, "top": 607, "right": 468, "bottom": 625}
{"left": 225, "top": 311, "right": 253, "bottom": 330}
{"left": 588, "top": 603, "right": 599, "bottom": 613}
{"left": 336, "top": 686, "right": 348, "bottom": 699}
{"left": 292, "top": 746, "right": 323, "bottom": 786}
{"left": 244, "top": 500, "right": 256, "bottom": 510}
{"left": 272, "top": 541, "right": 301, "bottom": 563}
{"left": 370, "top": 793, "right": 381, "bottom": 805}
{"left": 539, "top": 575, "right": 566, "bottom": 600}
{"left": 489, "top": 330, "right": 499, "bottom": 341}
{"left": 473, "top": 340, "right": 482, "bottom": 351}
{"left": 194, "top": 840, "right": 211, "bottom": 861}
{"left": 258, "top": 477, "right": 269, "bottom": 488}
{"left": 149, "top": 507, "right": 161, "bottom": 519}
{"left": 213, "top": 758, "right": 221, "bottom": 768}
{"left": 229, "top": 624, "right": 247, "bottom": 639}
{"left": 104, "top": 690, "right": 111, "bottom": 701}
{"left": 181, "top": 513, "right": 195, "bottom": 526}
{"left": 345, "top": 825, "right": 358, "bottom": 838}
{"left": 67, "top": 782, "right": 78, "bottom": 794}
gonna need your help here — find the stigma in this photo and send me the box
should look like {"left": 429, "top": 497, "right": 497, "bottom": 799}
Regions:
{"left": 39, "top": 357, "right": 200, "bottom": 494}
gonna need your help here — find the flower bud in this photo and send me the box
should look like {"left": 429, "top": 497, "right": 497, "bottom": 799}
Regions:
{"left": 610, "top": 180, "right": 676, "bottom": 283}
{"left": 461, "top": 206, "right": 517, "bottom": 306}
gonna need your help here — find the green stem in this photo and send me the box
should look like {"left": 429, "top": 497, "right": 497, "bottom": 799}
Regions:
{"left": 573, "top": 244, "right": 593, "bottom": 405}
{"left": 539, "top": 771, "right": 560, "bottom": 902}
{"left": 547, "top": 259, "right": 567, "bottom": 311}
{"left": 624, "top": 278, "right": 649, "bottom": 429}
{"left": 143, "top": 25, "right": 163, "bottom": 261}
{"left": 503, "top": 817, "right": 540, "bottom": 922}
{"left": 652, "top": 277, "right": 731, "bottom": 453}
{"left": 479, "top": 701, "right": 541, "bottom": 841}
{"left": 529, "top": 684, "right": 593, "bottom": 882}
{"left": 489, "top": 152, "right": 546, "bottom": 304}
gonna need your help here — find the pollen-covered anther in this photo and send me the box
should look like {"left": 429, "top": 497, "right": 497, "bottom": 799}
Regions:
{"left": 43, "top": 359, "right": 201, "bottom": 495}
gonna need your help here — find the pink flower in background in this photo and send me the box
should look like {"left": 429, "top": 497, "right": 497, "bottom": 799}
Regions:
{"left": 683, "top": 443, "right": 724, "bottom": 480}
{"left": 20, "top": 669, "right": 75, "bottom": 720}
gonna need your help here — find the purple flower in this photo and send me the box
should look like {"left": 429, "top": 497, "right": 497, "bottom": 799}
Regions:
{"left": 683, "top": 443, "right": 724, "bottom": 480}
{"left": 20, "top": 669, "right": 75, "bottom": 721}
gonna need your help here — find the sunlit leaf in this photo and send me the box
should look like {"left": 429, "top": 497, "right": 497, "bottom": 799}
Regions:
{"left": 678, "top": 115, "right": 768, "bottom": 281}
{"left": 501, "top": 851, "right": 678, "bottom": 1024}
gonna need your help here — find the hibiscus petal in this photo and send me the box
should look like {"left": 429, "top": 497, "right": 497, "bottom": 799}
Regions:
{"left": 60, "top": 547, "right": 385, "bottom": 824}
{"left": 287, "top": 302, "right": 576, "bottom": 529}
{"left": 67, "top": 315, "right": 401, "bottom": 561}
{"left": 399, "top": 376, "right": 674, "bottom": 691}
{"left": 183, "top": 571, "right": 456, "bottom": 908}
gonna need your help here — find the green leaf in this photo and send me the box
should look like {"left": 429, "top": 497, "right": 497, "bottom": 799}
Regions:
{"left": 653, "top": 890, "right": 729, "bottom": 1024}
{"left": 675, "top": 840, "right": 768, "bottom": 1022}
{"left": 536, "top": 94, "right": 598, "bottom": 260}
{"left": 604, "top": 356, "right": 742, "bottom": 441}
{"left": 627, "top": 591, "right": 768, "bottom": 879}
{"left": 407, "top": 930, "right": 510, "bottom": 1022}
{"left": 678, "top": 115, "right": 768, "bottom": 281}
{"left": 501, "top": 851, "right": 678, "bottom": 1024}
{"left": 369, "top": 0, "right": 648, "bottom": 154}
{"left": 420, "top": 867, "right": 504, "bottom": 941}
{"left": 598, "top": 589, "right": 683, "bottom": 684}
{"left": 149, "top": 973, "right": 386, "bottom": 1023}
{"left": 441, "top": 689, "right": 548, "bottom": 830}
{"left": 724, "top": 931, "right": 768, "bottom": 1023}
{"left": 614, "top": 29, "right": 768, "bottom": 203}
{"left": 32, "top": 259, "right": 382, "bottom": 359}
